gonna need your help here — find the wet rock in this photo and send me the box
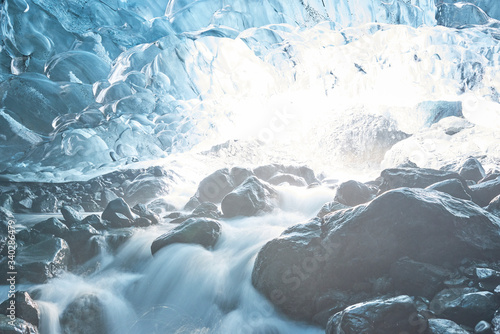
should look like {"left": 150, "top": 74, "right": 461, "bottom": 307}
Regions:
{"left": 191, "top": 202, "right": 221, "bottom": 219}
{"left": 486, "top": 195, "right": 500, "bottom": 217}
{"left": 82, "top": 214, "right": 107, "bottom": 230}
{"left": 61, "top": 205, "right": 83, "bottom": 227}
{"left": 101, "top": 198, "right": 136, "bottom": 228}
{"left": 0, "top": 315, "right": 39, "bottom": 334}
{"left": 80, "top": 200, "right": 100, "bottom": 212}
{"left": 326, "top": 295, "right": 424, "bottom": 334}
{"left": 427, "top": 318, "right": 469, "bottom": 334}
{"left": 474, "top": 320, "right": 492, "bottom": 334}
{"left": 252, "top": 188, "right": 500, "bottom": 321}
{"left": 334, "top": 180, "right": 374, "bottom": 206}
{"left": 32, "top": 218, "right": 69, "bottom": 238}
{"left": 480, "top": 170, "right": 500, "bottom": 184}
{"left": 253, "top": 164, "right": 318, "bottom": 185}
{"left": 65, "top": 224, "right": 100, "bottom": 264}
{"left": 196, "top": 168, "right": 238, "bottom": 203}
{"left": 268, "top": 173, "right": 307, "bottom": 187}
{"left": 390, "top": 257, "right": 450, "bottom": 299}
{"left": 32, "top": 194, "right": 58, "bottom": 213}
{"left": 16, "top": 237, "right": 70, "bottom": 283}
{"left": 470, "top": 176, "right": 500, "bottom": 207}
{"left": 132, "top": 203, "right": 159, "bottom": 225}
{"left": 100, "top": 188, "right": 118, "bottom": 207}
{"left": 430, "top": 288, "right": 499, "bottom": 327}
{"left": 60, "top": 294, "right": 107, "bottom": 334}
{"left": 459, "top": 157, "right": 486, "bottom": 182}
{"left": 124, "top": 168, "right": 172, "bottom": 206}
{"left": 183, "top": 196, "right": 201, "bottom": 211}
{"left": 474, "top": 267, "right": 500, "bottom": 292}
{"left": 221, "top": 176, "right": 278, "bottom": 218}
{"left": 378, "top": 168, "right": 466, "bottom": 193}
{"left": 316, "top": 201, "right": 350, "bottom": 218}
{"left": 151, "top": 218, "right": 221, "bottom": 255}
{"left": 0, "top": 194, "right": 14, "bottom": 212}
{"left": 0, "top": 291, "right": 40, "bottom": 327}
{"left": 426, "top": 178, "right": 472, "bottom": 201}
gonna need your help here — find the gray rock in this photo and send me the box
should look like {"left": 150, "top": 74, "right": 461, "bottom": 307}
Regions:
{"left": 459, "top": 157, "right": 486, "bottom": 182}
{"left": 191, "top": 202, "right": 221, "bottom": 219}
{"left": 0, "top": 291, "right": 40, "bottom": 327}
{"left": 430, "top": 288, "right": 499, "bottom": 327}
{"left": 326, "top": 295, "right": 424, "bottom": 334}
{"left": 317, "top": 201, "right": 350, "bottom": 218}
{"left": 379, "top": 168, "right": 467, "bottom": 193}
{"left": 32, "top": 194, "right": 58, "bottom": 213}
{"left": 60, "top": 294, "right": 107, "bottom": 334}
{"left": 0, "top": 315, "right": 39, "bottom": 334}
{"left": 221, "top": 176, "right": 278, "bottom": 218}
{"left": 132, "top": 203, "right": 159, "bottom": 225}
{"left": 151, "top": 218, "right": 221, "bottom": 255}
{"left": 486, "top": 195, "right": 500, "bottom": 217}
{"left": 61, "top": 205, "right": 83, "bottom": 227}
{"left": 427, "top": 318, "right": 469, "bottom": 334}
{"left": 16, "top": 237, "right": 70, "bottom": 283}
{"left": 426, "top": 178, "right": 472, "bottom": 201}
{"left": 474, "top": 320, "right": 492, "bottom": 334}
{"left": 268, "top": 173, "right": 307, "bottom": 187}
{"left": 253, "top": 164, "right": 318, "bottom": 185}
{"left": 101, "top": 198, "right": 136, "bottom": 228}
{"left": 0, "top": 194, "right": 14, "bottom": 212}
{"left": 470, "top": 176, "right": 500, "bottom": 207}
{"left": 65, "top": 224, "right": 100, "bottom": 264}
{"left": 334, "top": 180, "right": 374, "bottom": 206}
{"left": 390, "top": 257, "right": 450, "bottom": 299}
{"left": 252, "top": 188, "right": 500, "bottom": 321}
{"left": 196, "top": 168, "right": 237, "bottom": 203}
{"left": 32, "top": 218, "right": 69, "bottom": 238}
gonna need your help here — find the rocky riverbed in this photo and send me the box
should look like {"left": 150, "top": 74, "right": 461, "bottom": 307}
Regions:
{"left": 1, "top": 157, "right": 500, "bottom": 333}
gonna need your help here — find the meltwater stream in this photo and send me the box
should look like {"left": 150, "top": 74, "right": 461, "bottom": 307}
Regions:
{"left": 33, "top": 186, "right": 335, "bottom": 334}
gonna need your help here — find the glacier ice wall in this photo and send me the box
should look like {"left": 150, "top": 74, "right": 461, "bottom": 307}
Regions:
{"left": 1, "top": 0, "right": 499, "bottom": 179}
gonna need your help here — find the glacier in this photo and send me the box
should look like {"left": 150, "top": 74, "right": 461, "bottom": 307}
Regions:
{"left": 0, "top": 0, "right": 498, "bottom": 181}
{"left": 2, "top": 0, "right": 500, "bottom": 333}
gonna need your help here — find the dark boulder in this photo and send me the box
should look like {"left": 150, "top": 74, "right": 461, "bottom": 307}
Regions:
{"left": 0, "top": 315, "right": 39, "bottom": 334}
{"left": 60, "top": 294, "right": 107, "bottom": 334}
{"left": 475, "top": 267, "right": 500, "bottom": 291}
{"left": 123, "top": 169, "right": 172, "bottom": 206}
{"left": 32, "top": 194, "right": 58, "bottom": 213}
{"left": 101, "top": 198, "right": 136, "bottom": 228}
{"left": 378, "top": 168, "right": 466, "bottom": 193}
{"left": 252, "top": 188, "right": 500, "bottom": 321}
{"left": 197, "top": 169, "right": 233, "bottom": 203}
{"left": 480, "top": 170, "right": 500, "bottom": 184}
{"left": 253, "top": 164, "right": 318, "bottom": 185}
{"left": 0, "top": 194, "right": 14, "bottom": 212}
{"left": 0, "top": 291, "right": 40, "bottom": 327}
{"left": 61, "top": 205, "right": 83, "bottom": 227}
{"left": 459, "top": 157, "right": 486, "bottom": 182}
{"left": 427, "top": 319, "right": 469, "bottom": 334}
{"left": 390, "top": 257, "right": 450, "bottom": 299}
{"left": 426, "top": 178, "right": 472, "bottom": 201}
{"left": 82, "top": 214, "right": 107, "bottom": 230}
{"left": 470, "top": 176, "right": 500, "bottom": 207}
{"left": 334, "top": 180, "right": 374, "bottom": 206}
{"left": 486, "top": 195, "right": 500, "bottom": 218}
{"left": 430, "top": 288, "right": 500, "bottom": 327}
{"left": 326, "top": 295, "right": 425, "bottom": 334}
{"left": 151, "top": 218, "right": 221, "bottom": 255}
{"left": 221, "top": 176, "right": 278, "bottom": 218}
{"left": 191, "top": 202, "right": 221, "bottom": 219}
{"left": 317, "top": 201, "right": 350, "bottom": 218}
{"left": 32, "top": 218, "right": 69, "bottom": 238}
{"left": 16, "top": 237, "right": 70, "bottom": 283}
{"left": 65, "top": 224, "right": 100, "bottom": 264}
{"left": 268, "top": 173, "right": 307, "bottom": 187}
{"left": 132, "top": 203, "right": 159, "bottom": 225}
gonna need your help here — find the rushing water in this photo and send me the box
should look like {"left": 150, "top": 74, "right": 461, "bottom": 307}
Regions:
{"left": 32, "top": 186, "right": 335, "bottom": 334}
{"left": 2, "top": 0, "right": 500, "bottom": 332}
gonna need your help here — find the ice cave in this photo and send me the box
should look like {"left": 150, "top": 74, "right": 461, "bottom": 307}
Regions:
{"left": 1, "top": 0, "right": 500, "bottom": 333}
